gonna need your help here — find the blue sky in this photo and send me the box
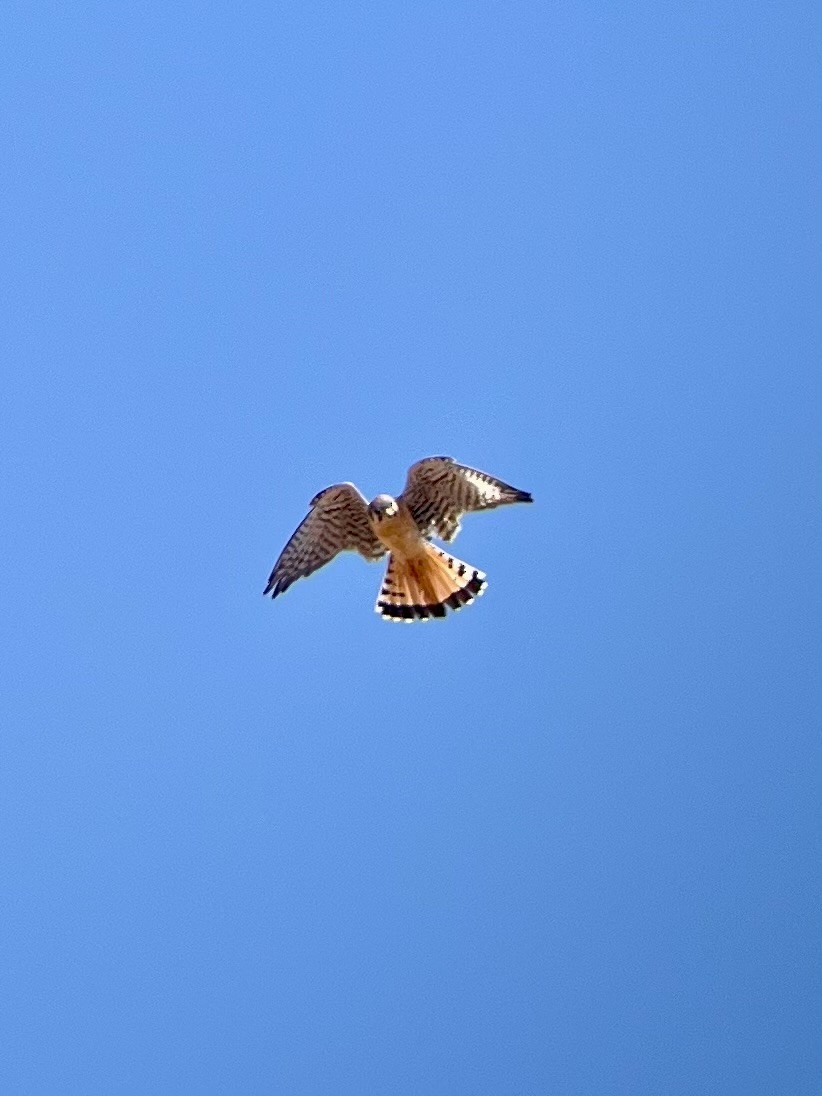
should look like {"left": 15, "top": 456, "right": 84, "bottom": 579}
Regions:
{"left": 1, "top": 2, "right": 818, "bottom": 1093}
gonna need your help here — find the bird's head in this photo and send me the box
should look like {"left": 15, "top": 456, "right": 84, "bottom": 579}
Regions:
{"left": 368, "top": 494, "right": 399, "bottom": 521}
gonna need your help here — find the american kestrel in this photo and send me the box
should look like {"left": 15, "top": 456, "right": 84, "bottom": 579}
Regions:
{"left": 264, "top": 456, "right": 532, "bottom": 621}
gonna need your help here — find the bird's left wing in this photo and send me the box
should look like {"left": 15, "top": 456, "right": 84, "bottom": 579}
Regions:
{"left": 399, "top": 456, "right": 532, "bottom": 542}
{"left": 264, "top": 483, "right": 384, "bottom": 599}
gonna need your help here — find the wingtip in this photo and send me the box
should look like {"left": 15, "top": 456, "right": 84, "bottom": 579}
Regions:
{"left": 517, "top": 490, "right": 533, "bottom": 504}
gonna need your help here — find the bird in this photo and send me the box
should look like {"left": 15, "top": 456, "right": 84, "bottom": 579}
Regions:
{"left": 263, "top": 456, "right": 532, "bottom": 621}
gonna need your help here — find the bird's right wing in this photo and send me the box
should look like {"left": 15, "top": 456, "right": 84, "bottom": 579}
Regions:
{"left": 264, "top": 483, "right": 385, "bottom": 599}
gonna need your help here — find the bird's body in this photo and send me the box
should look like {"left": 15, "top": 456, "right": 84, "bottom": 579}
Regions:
{"left": 264, "top": 456, "right": 532, "bottom": 621}
{"left": 367, "top": 496, "right": 428, "bottom": 556}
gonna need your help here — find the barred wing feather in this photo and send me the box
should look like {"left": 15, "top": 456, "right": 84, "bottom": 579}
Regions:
{"left": 264, "top": 483, "right": 384, "bottom": 599}
{"left": 400, "top": 456, "right": 533, "bottom": 542}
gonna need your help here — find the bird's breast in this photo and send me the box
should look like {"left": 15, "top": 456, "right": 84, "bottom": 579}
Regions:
{"left": 369, "top": 503, "right": 425, "bottom": 556}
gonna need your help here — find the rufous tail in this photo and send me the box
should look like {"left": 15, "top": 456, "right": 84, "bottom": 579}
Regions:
{"left": 375, "top": 543, "right": 487, "bottom": 622}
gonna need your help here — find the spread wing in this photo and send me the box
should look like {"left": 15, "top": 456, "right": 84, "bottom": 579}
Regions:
{"left": 264, "top": 483, "right": 385, "bottom": 599}
{"left": 399, "top": 456, "right": 533, "bottom": 542}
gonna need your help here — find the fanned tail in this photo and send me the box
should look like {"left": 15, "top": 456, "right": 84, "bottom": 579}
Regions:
{"left": 375, "top": 544, "right": 487, "bottom": 622}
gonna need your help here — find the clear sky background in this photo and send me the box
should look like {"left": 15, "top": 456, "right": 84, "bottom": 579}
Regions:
{"left": 1, "top": 3, "right": 818, "bottom": 1093}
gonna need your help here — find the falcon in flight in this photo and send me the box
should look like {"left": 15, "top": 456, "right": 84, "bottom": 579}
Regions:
{"left": 264, "top": 456, "right": 532, "bottom": 621}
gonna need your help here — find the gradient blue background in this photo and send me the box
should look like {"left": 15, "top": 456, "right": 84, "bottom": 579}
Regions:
{"left": 1, "top": 2, "right": 818, "bottom": 1093}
